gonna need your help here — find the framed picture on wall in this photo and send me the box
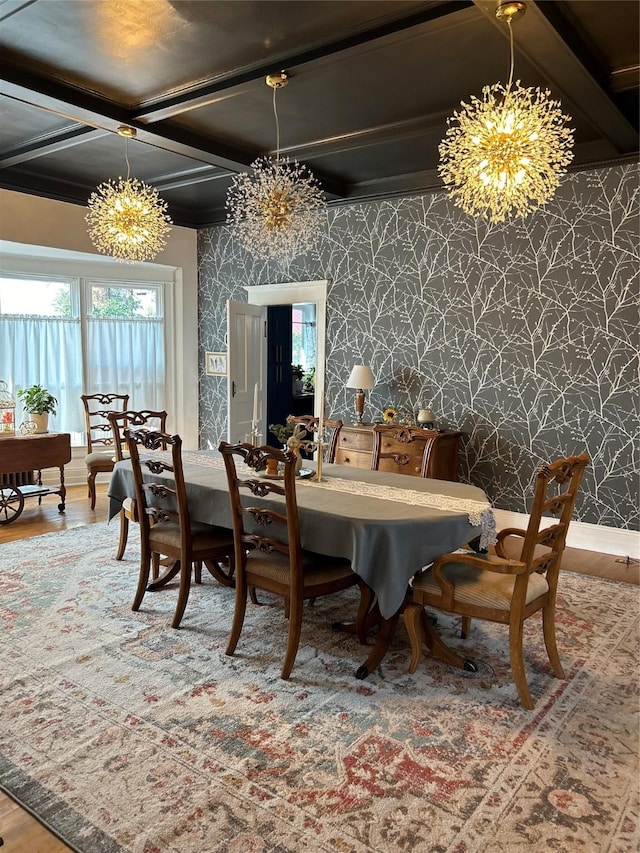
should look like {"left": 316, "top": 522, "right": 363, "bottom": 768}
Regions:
{"left": 205, "top": 352, "right": 227, "bottom": 376}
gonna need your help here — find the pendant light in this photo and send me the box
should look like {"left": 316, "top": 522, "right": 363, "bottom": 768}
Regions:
{"left": 86, "top": 126, "right": 172, "bottom": 263}
{"left": 226, "top": 72, "right": 326, "bottom": 263}
{"left": 438, "top": 1, "right": 574, "bottom": 223}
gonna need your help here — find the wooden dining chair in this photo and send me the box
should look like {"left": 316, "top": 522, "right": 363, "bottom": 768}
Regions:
{"left": 108, "top": 409, "right": 168, "bottom": 560}
{"left": 218, "top": 440, "right": 370, "bottom": 679}
{"left": 125, "top": 428, "right": 235, "bottom": 628}
{"left": 405, "top": 453, "right": 590, "bottom": 709}
{"left": 285, "top": 414, "right": 343, "bottom": 462}
{"left": 81, "top": 392, "right": 129, "bottom": 509}
{"left": 371, "top": 424, "right": 441, "bottom": 477}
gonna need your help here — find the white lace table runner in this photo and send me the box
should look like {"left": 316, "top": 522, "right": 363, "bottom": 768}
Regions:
{"left": 304, "top": 476, "right": 496, "bottom": 549}
{"left": 182, "top": 451, "right": 225, "bottom": 469}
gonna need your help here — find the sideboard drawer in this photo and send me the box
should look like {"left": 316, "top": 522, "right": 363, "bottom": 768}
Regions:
{"left": 334, "top": 447, "right": 372, "bottom": 468}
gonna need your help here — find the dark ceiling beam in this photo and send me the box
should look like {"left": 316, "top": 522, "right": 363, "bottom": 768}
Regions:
{"left": 0, "top": 126, "right": 106, "bottom": 167}
{"left": 277, "top": 111, "right": 452, "bottom": 163}
{"left": 0, "top": 62, "right": 348, "bottom": 197}
{"left": 0, "top": 168, "right": 95, "bottom": 206}
{"left": 611, "top": 66, "right": 640, "bottom": 93}
{"left": 472, "top": 0, "right": 638, "bottom": 153}
{"left": 0, "top": 63, "right": 259, "bottom": 169}
{"left": 131, "top": 1, "right": 474, "bottom": 123}
{"left": 0, "top": 65, "right": 131, "bottom": 132}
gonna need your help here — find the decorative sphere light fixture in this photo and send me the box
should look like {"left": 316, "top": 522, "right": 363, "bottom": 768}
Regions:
{"left": 438, "top": 1, "right": 574, "bottom": 224}
{"left": 226, "top": 71, "right": 326, "bottom": 263}
{"left": 86, "top": 125, "right": 172, "bottom": 263}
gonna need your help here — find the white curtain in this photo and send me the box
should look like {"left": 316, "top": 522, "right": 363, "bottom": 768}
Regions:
{"left": 0, "top": 316, "right": 84, "bottom": 433}
{"left": 86, "top": 317, "right": 165, "bottom": 410}
{"left": 0, "top": 315, "right": 165, "bottom": 439}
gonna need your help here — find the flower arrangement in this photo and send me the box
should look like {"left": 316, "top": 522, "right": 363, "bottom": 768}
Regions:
{"left": 382, "top": 405, "right": 398, "bottom": 424}
{"left": 269, "top": 422, "right": 304, "bottom": 444}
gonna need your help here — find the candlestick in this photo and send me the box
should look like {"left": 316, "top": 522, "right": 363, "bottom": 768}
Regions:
{"left": 314, "top": 391, "right": 326, "bottom": 482}
{"left": 317, "top": 392, "right": 325, "bottom": 447}
{"left": 252, "top": 382, "right": 259, "bottom": 431}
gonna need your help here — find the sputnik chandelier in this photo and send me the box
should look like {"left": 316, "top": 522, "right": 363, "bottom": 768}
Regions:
{"left": 438, "top": 1, "right": 574, "bottom": 223}
{"left": 86, "top": 126, "right": 172, "bottom": 263}
{"left": 226, "top": 71, "right": 326, "bottom": 263}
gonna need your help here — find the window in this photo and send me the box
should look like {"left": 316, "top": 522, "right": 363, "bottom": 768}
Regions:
{"left": 292, "top": 302, "right": 316, "bottom": 371}
{"left": 0, "top": 274, "right": 165, "bottom": 445}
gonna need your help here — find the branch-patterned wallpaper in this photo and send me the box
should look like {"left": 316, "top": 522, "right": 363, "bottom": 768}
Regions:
{"left": 198, "top": 163, "right": 639, "bottom": 530}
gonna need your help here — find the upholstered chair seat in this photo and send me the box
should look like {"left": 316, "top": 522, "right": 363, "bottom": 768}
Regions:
{"left": 413, "top": 555, "right": 550, "bottom": 610}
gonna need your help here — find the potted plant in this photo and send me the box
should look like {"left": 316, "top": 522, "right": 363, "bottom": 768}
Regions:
{"left": 17, "top": 384, "right": 58, "bottom": 434}
{"left": 292, "top": 364, "right": 305, "bottom": 394}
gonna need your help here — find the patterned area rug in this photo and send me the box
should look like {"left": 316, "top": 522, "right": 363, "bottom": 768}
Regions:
{"left": 0, "top": 523, "right": 638, "bottom": 853}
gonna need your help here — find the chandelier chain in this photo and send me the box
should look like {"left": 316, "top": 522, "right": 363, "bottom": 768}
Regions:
{"left": 273, "top": 85, "right": 281, "bottom": 163}
{"left": 124, "top": 137, "right": 131, "bottom": 181}
{"left": 507, "top": 19, "right": 515, "bottom": 91}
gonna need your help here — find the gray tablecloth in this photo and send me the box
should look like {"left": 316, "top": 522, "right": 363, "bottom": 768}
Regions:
{"left": 108, "top": 454, "right": 492, "bottom": 620}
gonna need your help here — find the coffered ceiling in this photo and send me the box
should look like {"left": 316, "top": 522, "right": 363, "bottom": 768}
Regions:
{"left": 1, "top": 0, "right": 638, "bottom": 228}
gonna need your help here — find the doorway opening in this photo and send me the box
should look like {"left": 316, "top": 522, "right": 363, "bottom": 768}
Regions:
{"left": 265, "top": 303, "right": 316, "bottom": 445}
{"left": 243, "top": 280, "right": 327, "bottom": 446}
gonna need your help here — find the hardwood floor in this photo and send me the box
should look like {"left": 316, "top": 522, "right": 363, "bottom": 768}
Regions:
{"left": 0, "top": 484, "right": 636, "bottom": 851}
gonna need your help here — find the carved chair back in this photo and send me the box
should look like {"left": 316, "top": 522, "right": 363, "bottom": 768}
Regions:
{"left": 124, "top": 428, "right": 189, "bottom": 546}
{"left": 371, "top": 424, "right": 440, "bottom": 477}
{"left": 108, "top": 409, "right": 168, "bottom": 461}
{"left": 81, "top": 393, "right": 130, "bottom": 453}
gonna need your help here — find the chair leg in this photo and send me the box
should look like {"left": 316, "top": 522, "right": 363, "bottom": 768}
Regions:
{"left": 88, "top": 472, "right": 97, "bottom": 510}
{"left": 171, "top": 560, "right": 190, "bottom": 629}
{"left": 460, "top": 616, "right": 472, "bottom": 639}
{"left": 115, "top": 510, "right": 129, "bottom": 561}
{"left": 404, "top": 603, "right": 424, "bottom": 673}
{"left": 194, "top": 561, "right": 202, "bottom": 583}
{"left": 509, "top": 617, "right": 534, "bottom": 710}
{"left": 281, "top": 595, "right": 304, "bottom": 679}
{"left": 132, "top": 542, "right": 152, "bottom": 611}
{"left": 542, "top": 603, "right": 565, "bottom": 679}
{"left": 226, "top": 575, "right": 248, "bottom": 656}
{"left": 151, "top": 552, "right": 161, "bottom": 581}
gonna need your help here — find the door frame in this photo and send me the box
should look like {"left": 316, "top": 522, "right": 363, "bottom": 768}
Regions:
{"left": 244, "top": 280, "right": 328, "bottom": 420}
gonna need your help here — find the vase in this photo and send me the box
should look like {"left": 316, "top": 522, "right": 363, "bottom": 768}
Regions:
{"left": 31, "top": 412, "right": 49, "bottom": 434}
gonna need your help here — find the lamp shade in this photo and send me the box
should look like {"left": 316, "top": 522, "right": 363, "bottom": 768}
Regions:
{"left": 346, "top": 365, "right": 375, "bottom": 390}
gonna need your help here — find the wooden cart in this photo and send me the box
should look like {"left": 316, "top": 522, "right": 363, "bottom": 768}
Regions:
{"left": 0, "top": 432, "right": 71, "bottom": 524}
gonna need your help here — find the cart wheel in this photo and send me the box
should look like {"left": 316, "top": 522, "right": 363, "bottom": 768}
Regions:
{"left": 0, "top": 485, "right": 25, "bottom": 524}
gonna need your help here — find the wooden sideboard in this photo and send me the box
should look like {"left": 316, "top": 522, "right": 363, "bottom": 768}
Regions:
{"left": 334, "top": 423, "right": 462, "bottom": 481}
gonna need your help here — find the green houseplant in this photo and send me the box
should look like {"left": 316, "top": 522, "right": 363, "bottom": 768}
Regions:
{"left": 17, "top": 384, "right": 57, "bottom": 434}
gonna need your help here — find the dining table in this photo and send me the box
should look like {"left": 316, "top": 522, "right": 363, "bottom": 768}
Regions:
{"left": 108, "top": 449, "right": 496, "bottom": 679}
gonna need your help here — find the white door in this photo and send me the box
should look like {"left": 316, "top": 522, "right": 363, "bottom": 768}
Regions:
{"left": 227, "top": 300, "right": 267, "bottom": 443}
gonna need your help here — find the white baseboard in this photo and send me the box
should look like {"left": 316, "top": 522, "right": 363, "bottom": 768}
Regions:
{"left": 492, "top": 509, "right": 640, "bottom": 559}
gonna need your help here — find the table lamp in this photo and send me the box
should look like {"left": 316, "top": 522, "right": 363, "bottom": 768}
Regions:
{"left": 346, "top": 364, "right": 375, "bottom": 424}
